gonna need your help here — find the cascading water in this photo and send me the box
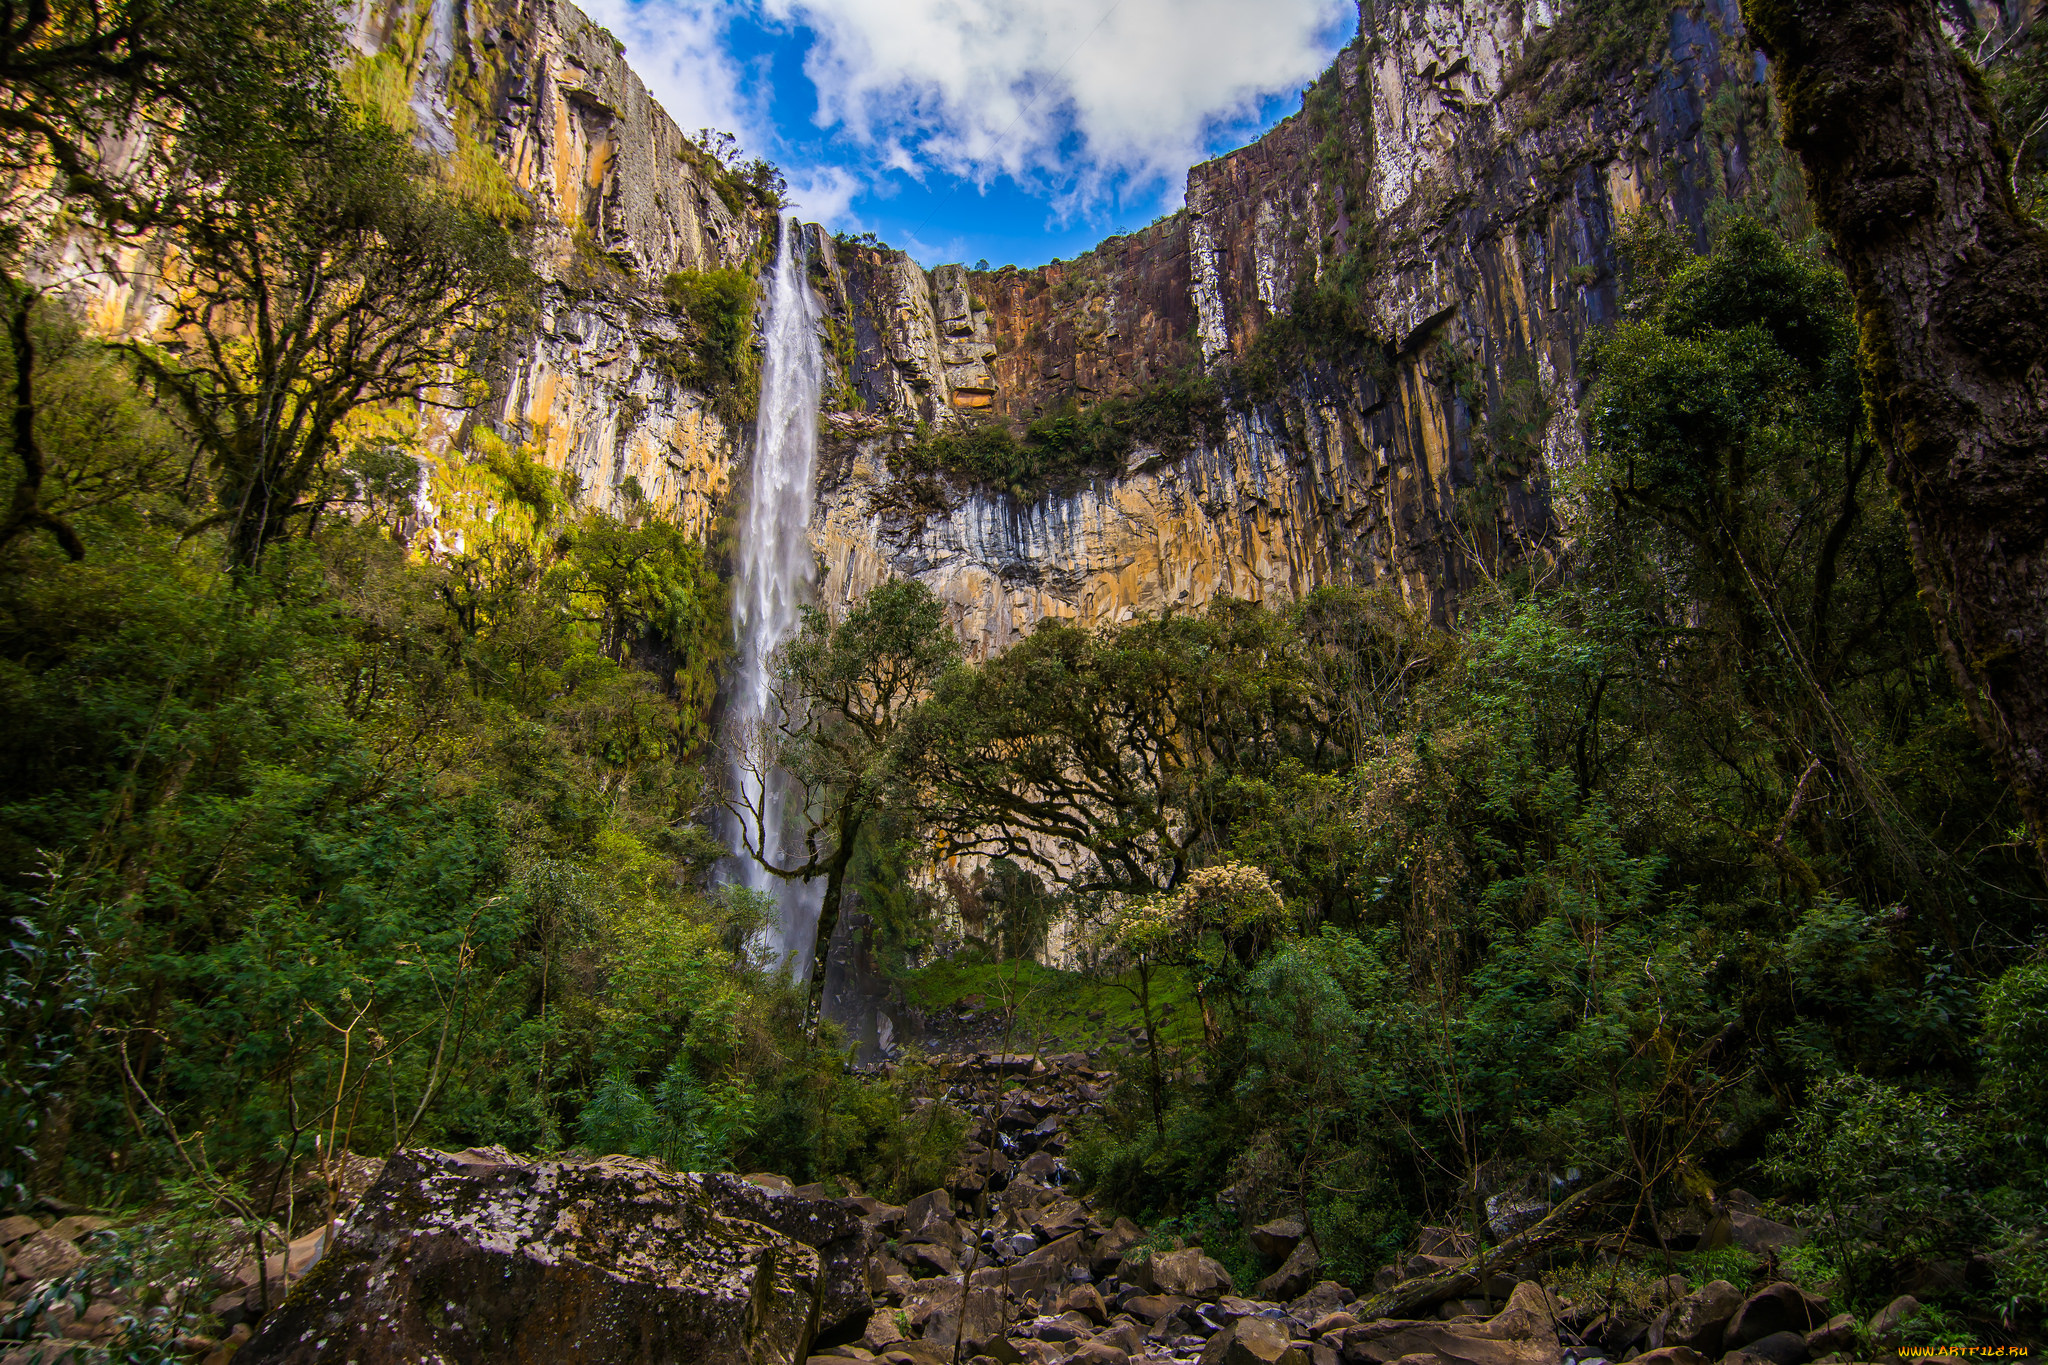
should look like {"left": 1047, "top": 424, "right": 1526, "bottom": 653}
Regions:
{"left": 725, "top": 219, "right": 826, "bottom": 979}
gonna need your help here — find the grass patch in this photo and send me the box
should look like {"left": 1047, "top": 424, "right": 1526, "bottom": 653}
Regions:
{"left": 896, "top": 958, "right": 1206, "bottom": 1053}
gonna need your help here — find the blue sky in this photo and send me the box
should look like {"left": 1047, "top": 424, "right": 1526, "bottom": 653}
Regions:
{"left": 578, "top": 0, "right": 1359, "bottom": 269}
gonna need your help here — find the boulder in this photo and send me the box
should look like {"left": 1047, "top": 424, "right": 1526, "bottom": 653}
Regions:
{"left": 42, "top": 1216, "right": 111, "bottom": 1244}
{"left": 1251, "top": 1220, "right": 1306, "bottom": 1259}
{"left": 1724, "top": 1284, "right": 1826, "bottom": 1351}
{"left": 1257, "top": 1243, "right": 1321, "bottom": 1302}
{"left": 904, "top": 1242, "right": 959, "bottom": 1278}
{"left": 1646, "top": 1280, "right": 1744, "bottom": 1357}
{"left": 906, "top": 1281, "right": 1008, "bottom": 1353}
{"left": 1288, "top": 1282, "right": 1355, "bottom": 1325}
{"left": 237, "top": 1148, "right": 833, "bottom": 1365}
{"left": 1060, "top": 1285, "right": 1110, "bottom": 1326}
{"left": 1092, "top": 1218, "right": 1144, "bottom": 1276}
{"left": 1141, "top": 1247, "right": 1233, "bottom": 1301}
{"left": 1737, "top": 1330, "right": 1812, "bottom": 1365}
{"left": 1868, "top": 1296, "right": 1922, "bottom": 1342}
{"left": 0, "top": 1215, "right": 41, "bottom": 1245}
{"left": 1009, "top": 1232, "right": 1089, "bottom": 1301}
{"left": 1805, "top": 1313, "right": 1858, "bottom": 1357}
{"left": 1201, "top": 1318, "right": 1309, "bottom": 1365}
{"left": 7, "top": 1231, "right": 84, "bottom": 1282}
{"left": 1728, "top": 1212, "right": 1807, "bottom": 1253}
{"left": 1337, "top": 1283, "right": 1562, "bottom": 1365}
{"left": 904, "top": 1190, "right": 955, "bottom": 1241}
{"left": 696, "top": 1170, "right": 879, "bottom": 1335}
{"left": 1064, "top": 1344, "right": 1130, "bottom": 1365}
{"left": 1123, "top": 1295, "right": 1193, "bottom": 1325}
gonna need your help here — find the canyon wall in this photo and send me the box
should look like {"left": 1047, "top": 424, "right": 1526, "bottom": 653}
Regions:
{"left": 797, "top": 0, "right": 1793, "bottom": 649}
{"left": 45, "top": 0, "right": 1793, "bottom": 639}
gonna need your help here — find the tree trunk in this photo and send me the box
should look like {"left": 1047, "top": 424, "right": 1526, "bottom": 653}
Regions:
{"left": 1741, "top": 0, "right": 2048, "bottom": 866}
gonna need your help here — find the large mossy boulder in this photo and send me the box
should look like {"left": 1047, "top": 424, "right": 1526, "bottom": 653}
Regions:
{"left": 240, "top": 1148, "right": 860, "bottom": 1365}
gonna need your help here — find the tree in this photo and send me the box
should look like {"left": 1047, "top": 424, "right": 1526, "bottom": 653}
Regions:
{"left": 127, "top": 110, "right": 532, "bottom": 566}
{"left": 0, "top": 0, "right": 340, "bottom": 560}
{"left": 0, "top": 0, "right": 338, "bottom": 223}
{"left": 1740, "top": 0, "right": 2048, "bottom": 866}
{"left": 728, "top": 578, "right": 958, "bottom": 1009}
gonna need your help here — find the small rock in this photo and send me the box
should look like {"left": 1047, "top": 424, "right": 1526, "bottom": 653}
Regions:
{"left": 745, "top": 1172, "right": 796, "bottom": 1194}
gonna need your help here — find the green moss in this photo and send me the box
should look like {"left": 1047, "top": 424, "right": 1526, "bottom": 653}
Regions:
{"left": 340, "top": 51, "right": 416, "bottom": 131}
{"left": 451, "top": 132, "right": 529, "bottom": 226}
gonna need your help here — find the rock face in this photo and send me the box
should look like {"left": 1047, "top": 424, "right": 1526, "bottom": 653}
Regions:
{"left": 38, "top": 0, "right": 1793, "bottom": 646}
{"left": 804, "top": 0, "right": 1793, "bottom": 641}
{"left": 238, "top": 1147, "right": 858, "bottom": 1365}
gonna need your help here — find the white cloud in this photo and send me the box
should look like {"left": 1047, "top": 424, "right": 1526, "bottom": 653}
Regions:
{"left": 569, "top": 0, "right": 1352, "bottom": 238}
{"left": 784, "top": 164, "right": 862, "bottom": 227}
{"left": 764, "top": 0, "right": 1353, "bottom": 205}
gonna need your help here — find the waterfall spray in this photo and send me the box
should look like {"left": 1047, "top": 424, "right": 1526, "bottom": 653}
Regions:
{"left": 726, "top": 219, "right": 825, "bottom": 979}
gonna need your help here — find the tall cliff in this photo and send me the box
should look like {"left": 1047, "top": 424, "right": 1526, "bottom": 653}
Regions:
{"left": 801, "top": 0, "right": 1797, "bottom": 649}
{"left": 48, "top": 0, "right": 1794, "bottom": 640}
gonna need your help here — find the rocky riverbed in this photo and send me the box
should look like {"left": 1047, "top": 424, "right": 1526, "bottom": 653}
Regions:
{"left": 0, "top": 1050, "right": 1971, "bottom": 1365}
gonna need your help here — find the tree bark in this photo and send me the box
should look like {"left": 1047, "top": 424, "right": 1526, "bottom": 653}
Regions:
{"left": 1741, "top": 0, "right": 2048, "bottom": 866}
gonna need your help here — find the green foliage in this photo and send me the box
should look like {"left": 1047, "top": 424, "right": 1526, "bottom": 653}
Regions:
{"left": 1982, "top": 957, "right": 2048, "bottom": 1127}
{"left": 891, "top": 374, "right": 1224, "bottom": 498}
{"left": 660, "top": 267, "right": 760, "bottom": 424}
{"left": 1766, "top": 1075, "right": 1989, "bottom": 1307}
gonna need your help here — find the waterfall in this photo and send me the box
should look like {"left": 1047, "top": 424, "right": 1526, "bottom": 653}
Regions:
{"left": 726, "top": 219, "right": 826, "bottom": 980}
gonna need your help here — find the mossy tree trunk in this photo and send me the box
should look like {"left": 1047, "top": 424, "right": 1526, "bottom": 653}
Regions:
{"left": 1742, "top": 0, "right": 2048, "bottom": 867}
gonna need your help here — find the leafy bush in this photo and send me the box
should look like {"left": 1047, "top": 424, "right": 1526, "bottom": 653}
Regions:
{"left": 1766, "top": 1075, "right": 1988, "bottom": 1307}
{"left": 661, "top": 267, "right": 760, "bottom": 424}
